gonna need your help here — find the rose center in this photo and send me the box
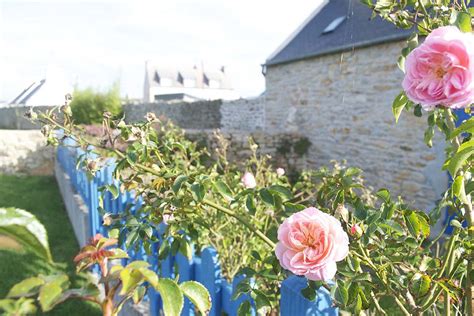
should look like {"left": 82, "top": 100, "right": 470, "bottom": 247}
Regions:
{"left": 435, "top": 67, "right": 447, "bottom": 79}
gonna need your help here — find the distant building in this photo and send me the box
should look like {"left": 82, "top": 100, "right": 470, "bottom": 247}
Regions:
{"left": 9, "top": 67, "right": 72, "bottom": 107}
{"left": 143, "top": 63, "right": 239, "bottom": 103}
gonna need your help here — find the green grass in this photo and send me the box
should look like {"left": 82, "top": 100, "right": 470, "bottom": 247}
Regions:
{"left": 0, "top": 174, "right": 100, "bottom": 316}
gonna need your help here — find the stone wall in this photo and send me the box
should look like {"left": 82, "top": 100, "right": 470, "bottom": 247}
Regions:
{"left": 264, "top": 41, "right": 447, "bottom": 210}
{"left": 124, "top": 100, "right": 223, "bottom": 129}
{"left": 0, "top": 105, "right": 55, "bottom": 129}
{"left": 0, "top": 130, "right": 54, "bottom": 175}
{"left": 123, "top": 97, "right": 265, "bottom": 131}
{"left": 219, "top": 97, "right": 265, "bottom": 132}
{"left": 123, "top": 97, "right": 308, "bottom": 171}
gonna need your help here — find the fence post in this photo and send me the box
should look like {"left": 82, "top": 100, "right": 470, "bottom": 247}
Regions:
{"left": 194, "top": 247, "right": 222, "bottom": 316}
{"left": 176, "top": 251, "right": 195, "bottom": 316}
{"left": 280, "top": 276, "right": 337, "bottom": 316}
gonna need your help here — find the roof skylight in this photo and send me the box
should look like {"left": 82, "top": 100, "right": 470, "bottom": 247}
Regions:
{"left": 322, "top": 16, "right": 346, "bottom": 34}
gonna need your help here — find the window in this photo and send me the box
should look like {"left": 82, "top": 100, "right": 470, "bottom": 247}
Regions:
{"left": 184, "top": 79, "right": 196, "bottom": 88}
{"left": 154, "top": 72, "right": 160, "bottom": 84}
{"left": 177, "top": 72, "right": 184, "bottom": 85}
{"left": 203, "top": 74, "right": 210, "bottom": 86}
{"left": 322, "top": 16, "right": 346, "bottom": 34}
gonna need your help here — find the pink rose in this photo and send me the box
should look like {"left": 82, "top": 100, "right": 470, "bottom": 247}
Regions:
{"left": 241, "top": 172, "right": 256, "bottom": 189}
{"left": 403, "top": 26, "right": 474, "bottom": 110}
{"left": 275, "top": 207, "right": 349, "bottom": 281}
{"left": 276, "top": 168, "right": 285, "bottom": 176}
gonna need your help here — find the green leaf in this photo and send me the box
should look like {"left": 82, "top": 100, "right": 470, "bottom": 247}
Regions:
{"left": 155, "top": 279, "right": 184, "bottom": 316}
{"left": 301, "top": 285, "right": 317, "bottom": 301}
{"left": 7, "top": 277, "right": 45, "bottom": 298}
{"left": 120, "top": 268, "right": 144, "bottom": 295}
{"left": 397, "top": 55, "right": 406, "bottom": 72}
{"left": 0, "top": 208, "right": 53, "bottom": 262}
{"left": 259, "top": 189, "right": 275, "bottom": 207}
{"left": 452, "top": 175, "right": 469, "bottom": 205}
{"left": 351, "top": 273, "right": 372, "bottom": 283}
{"left": 410, "top": 274, "right": 431, "bottom": 297}
{"left": 0, "top": 298, "right": 37, "bottom": 315}
{"left": 354, "top": 203, "right": 367, "bottom": 221}
{"left": 126, "top": 260, "right": 150, "bottom": 271}
{"left": 105, "top": 184, "right": 119, "bottom": 199}
{"left": 417, "top": 213, "right": 430, "bottom": 238}
{"left": 456, "top": 11, "right": 472, "bottom": 32}
{"left": 404, "top": 211, "right": 429, "bottom": 238}
{"left": 376, "top": 188, "right": 391, "bottom": 203}
{"left": 191, "top": 183, "right": 205, "bottom": 202}
{"left": 392, "top": 92, "right": 408, "bottom": 123}
{"left": 450, "top": 117, "right": 474, "bottom": 139}
{"left": 179, "top": 238, "right": 192, "bottom": 260}
{"left": 109, "top": 248, "right": 129, "bottom": 260}
{"left": 445, "top": 141, "right": 474, "bottom": 176}
{"left": 172, "top": 175, "right": 188, "bottom": 193}
{"left": 253, "top": 289, "right": 271, "bottom": 315}
{"left": 214, "top": 181, "right": 233, "bottom": 201}
{"left": 245, "top": 195, "right": 256, "bottom": 214}
{"left": 404, "top": 211, "right": 420, "bottom": 237}
{"left": 180, "top": 281, "right": 211, "bottom": 315}
{"left": 344, "top": 167, "right": 361, "bottom": 177}
{"left": 38, "top": 275, "right": 70, "bottom": 312}
{"left": 335, "top": 280, "right": 348, "bottom": 306}
{"left": 414, "top": 104, "right": 422, "bottom": 117}
{"left": 138, "top": 269, "right": 159, "bottom": 289}
{"left": 237, "top": 300, "right": 251, "bottom": 316}
{"left": 251, "top": 250, "right": 261, "bottom": 261}
{"left": 133, "top": 286, "right": 147, "bottom": 304}
{"left": 268, "top": 185, "right": 293, "bottom": 200}
{"left": 424, "top": 126, "right": 435, "bottom": 148}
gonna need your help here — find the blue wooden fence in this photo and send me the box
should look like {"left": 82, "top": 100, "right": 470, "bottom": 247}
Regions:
{"left": 56, "top": 141, "right": 336, "bottom": 316}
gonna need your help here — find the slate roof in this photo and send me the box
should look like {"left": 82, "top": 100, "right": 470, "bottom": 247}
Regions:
{"left": 266, "top": 0, "right": 413, "bottom": 66}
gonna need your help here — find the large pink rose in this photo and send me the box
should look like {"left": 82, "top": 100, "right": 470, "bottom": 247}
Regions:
{"left": 275, "top": 207, "right": 349, "bottom": 281}
{"left": 403, "top": 26, "right": 474, "bottom": 110}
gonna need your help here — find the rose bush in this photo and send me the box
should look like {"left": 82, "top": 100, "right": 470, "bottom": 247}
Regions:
{"left": 5, "top": 1, "right": 474, "bottom": 314}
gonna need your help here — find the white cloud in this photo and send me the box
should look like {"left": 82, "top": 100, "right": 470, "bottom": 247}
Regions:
{"left": 0, "top": 0, "right": 323, "bottom": 100}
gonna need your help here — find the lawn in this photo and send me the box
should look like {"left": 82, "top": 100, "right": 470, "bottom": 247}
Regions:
{"left": 0, "top": 174, "right": 100, "bottom": 316}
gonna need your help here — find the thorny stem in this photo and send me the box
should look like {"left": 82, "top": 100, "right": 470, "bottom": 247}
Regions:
{"left": 356, "top": 244, "right": 411, "bottom": 316}
{"left": 419, "top": 229, "right": 459, "bottom": 313}
{"left": 202, "top": 198, "right": 276, "bottom": 249}
{"left": 445, "top": 108, "right": 474, "bottom": 315}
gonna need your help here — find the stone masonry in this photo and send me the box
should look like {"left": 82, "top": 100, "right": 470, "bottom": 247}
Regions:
{"left": 0, "top": 130, "right": 54, "bottom": 175}
{"left": 264, "top": 41, "right": 447, "bottom": 210}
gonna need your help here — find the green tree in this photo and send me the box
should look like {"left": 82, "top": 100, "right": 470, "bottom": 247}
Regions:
{"left": 71, "top": 84, "right": 122, "bottom": 125}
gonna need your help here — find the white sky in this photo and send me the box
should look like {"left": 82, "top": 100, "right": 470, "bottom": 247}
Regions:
{"left": 0, "top": 0, "right": 323, "bottom": 101}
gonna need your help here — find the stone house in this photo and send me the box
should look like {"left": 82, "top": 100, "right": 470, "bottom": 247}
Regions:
{"left": 143, "top": 62, "right": 239, "bottom": 102}
{"left": 262, "top": 0, "right": 447, "bottom": 210}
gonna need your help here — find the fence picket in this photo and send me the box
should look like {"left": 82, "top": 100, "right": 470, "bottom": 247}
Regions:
{"left": 175, "top": 252, "right": 195, "bottom": 316}
{"left": 194, "top": 247, "right": 222, "bottom": 316}
{"left": 280, "top": 276, "right": 337, "bottom": 316}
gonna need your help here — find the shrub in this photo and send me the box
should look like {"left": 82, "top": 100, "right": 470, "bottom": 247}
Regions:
{"left": 70, "top": 84, "right": 122, "bottom": 125}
